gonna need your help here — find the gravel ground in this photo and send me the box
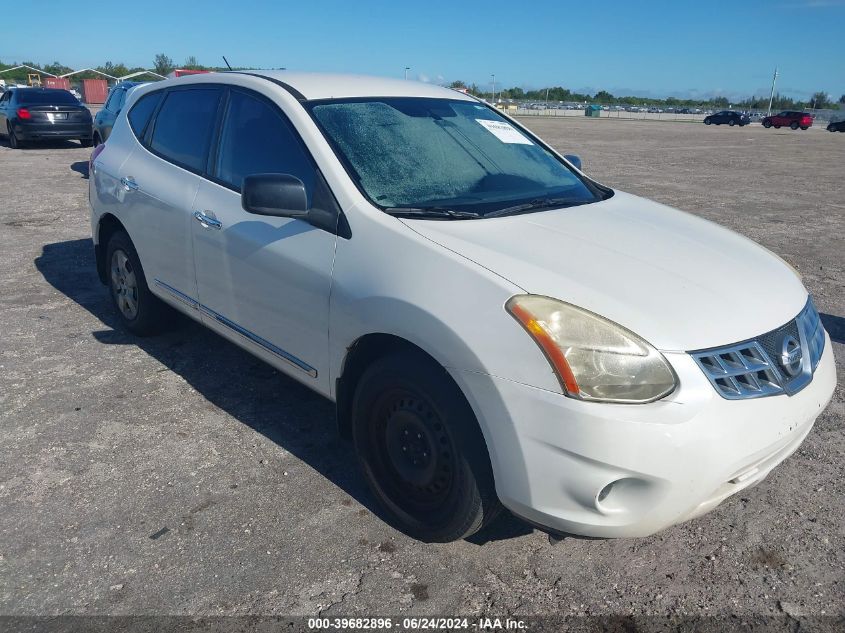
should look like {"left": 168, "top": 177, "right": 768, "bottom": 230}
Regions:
{"left": 0, "top": 118, "right": 843, "bottom": 627}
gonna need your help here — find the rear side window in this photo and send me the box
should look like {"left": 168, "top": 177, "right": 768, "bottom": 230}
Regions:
{"left": 214, "top": 90, "right": 315, "bottom": 197}
{"left": 128, "top": 91, "right": 163, "bottom": 138}
{"left": 150, "top": 88, "right": 220, "bottom": 172}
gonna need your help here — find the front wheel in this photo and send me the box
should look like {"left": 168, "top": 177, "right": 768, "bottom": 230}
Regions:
{"left": 352, "top": 352, "right": 501, "bottom": 542}
{"left": 704, "top": 118, "right": 712, "bottom": 125}
{"left": 763, "top": 120, "right": 772, "bottom": 128}
{"left": 106, "top": 231, "right": 171, "bottom": 336}
{"left": 774, "top": 125, "right": 781, "bottom": 129}
{"left": 790, "top": 122, "right": 799, "bottom": 130}
{"left": 729, "top": 119, "right": 736, "bottom": 126}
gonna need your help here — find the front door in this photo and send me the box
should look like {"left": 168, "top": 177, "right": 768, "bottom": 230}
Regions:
{"left": 191, "top": 87, "right": 336, "bottom": 394}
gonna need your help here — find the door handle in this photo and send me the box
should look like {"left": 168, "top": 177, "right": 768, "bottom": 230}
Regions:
{"left": 193, "top": 210, "right": 222, "bottom": 230}
{"left": 120, "top": 176, "right": 139, "bottom": 191}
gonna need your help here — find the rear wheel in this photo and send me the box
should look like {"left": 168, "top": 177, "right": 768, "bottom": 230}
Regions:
{"left": 93, "top": 132, "right": 102, "bottom": 146}
{"left": 790, "top": 122, "right": 799, "bottom": 130}
{"left": 800, "top": 126, "right": 808, "bottom": 131}
{"left": 7, "top": 124, "right": 21, "bottom": 149}
{"left": 106, "top": 230, "right": 170, "bottom": 336}
{"left": 352, "top": 352, "right": 501, "bottom": 542}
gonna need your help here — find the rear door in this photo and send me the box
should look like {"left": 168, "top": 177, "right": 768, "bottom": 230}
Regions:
{"left": 117, "top": 86, "right": 222, "bottom": 308}
{"left": 190, "top": 86, "right": 337, "bottom": 393}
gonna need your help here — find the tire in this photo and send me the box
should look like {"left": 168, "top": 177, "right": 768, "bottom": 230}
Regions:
{"left": 790, "top": 122, "right": 799, "bottom": 130}
{"left": 93, "top": 132, "right": 102, "bottom": 146}
{"left": 351, "top": 352, "right": 501, "bottom": 542}
{"left": 80, "top": 138, "right": 93, "bottom": 147}
{"left": 828, "top": 125, "right": 834, "bottom": 132}
{"left": 800, "top": 126, "right": 808, "bottom": 131}
{"left": 704, "top": 118, "right": 711, "bottom": 125}
{"left": 774, "top": 125, "right": 781, "bottom": 129}
{"left": 763, "top": 120, "right": 772, "bottom": 128}
{"left": 105, "top": 230, "right": 170, "bottom": 336}
{"left": 729, "top": 119, "right": 736, "bottom": 126}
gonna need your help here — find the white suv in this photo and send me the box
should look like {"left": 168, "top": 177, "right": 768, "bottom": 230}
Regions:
{"left": 89, "top": 72, "right": 836, "bottom": 542}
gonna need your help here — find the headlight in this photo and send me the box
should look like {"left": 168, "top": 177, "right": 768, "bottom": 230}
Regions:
{"left": 506, "top": 295, "right": 677, "bottom": 403}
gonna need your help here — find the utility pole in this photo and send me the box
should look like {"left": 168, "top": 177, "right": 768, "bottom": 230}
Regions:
{"left": 404, "top": 67, "right": 410, "bottom": 80}
{"left": 767, "top": 67, "right": 778, "bottom": 117}
{"left": 491, "top": 73, "right": 495, "bottom": 104}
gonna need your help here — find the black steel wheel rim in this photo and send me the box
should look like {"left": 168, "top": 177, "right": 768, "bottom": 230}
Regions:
{"left": 367, "top": 389, "right": 457, "bottom": 515}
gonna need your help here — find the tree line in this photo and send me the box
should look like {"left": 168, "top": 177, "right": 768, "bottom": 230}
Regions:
{"left": 448, "top": 81, "right": 843, "bottom": 111}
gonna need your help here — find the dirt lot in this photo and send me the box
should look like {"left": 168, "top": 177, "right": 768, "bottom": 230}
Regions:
{"left": 1, "top": 118, "right": 843, "bottom": 625}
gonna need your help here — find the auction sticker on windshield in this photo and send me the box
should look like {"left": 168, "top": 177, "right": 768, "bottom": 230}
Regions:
{"left": 476, "top": 119, "right": 534, "bottom": 144}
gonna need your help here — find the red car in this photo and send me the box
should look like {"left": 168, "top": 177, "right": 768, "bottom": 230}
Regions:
{"left": 761, "top": 111, "right": 813, "bottom": 130}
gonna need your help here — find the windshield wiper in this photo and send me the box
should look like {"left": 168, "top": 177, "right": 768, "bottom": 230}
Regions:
{"left": 384, "top": 207, "right": 482, "bottom": 220}
{"left": 484, "top": 197, "right": 590, "bottom": 219}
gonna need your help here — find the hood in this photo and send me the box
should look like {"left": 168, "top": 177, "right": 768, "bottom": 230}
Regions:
{"left": 401, "top": 191, "right": 807, "bottom": 351}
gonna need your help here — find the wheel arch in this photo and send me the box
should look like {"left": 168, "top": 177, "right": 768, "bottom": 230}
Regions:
{"left": 94, "top": 213, "right": 128, "bottom": 285}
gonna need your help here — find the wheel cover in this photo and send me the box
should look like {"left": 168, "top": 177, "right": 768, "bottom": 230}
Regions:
{"left": 368, "top": 389, "right": 456, "bottom": 513}
{"left": 110, "top": 249, "right": 139, "bottom": 320}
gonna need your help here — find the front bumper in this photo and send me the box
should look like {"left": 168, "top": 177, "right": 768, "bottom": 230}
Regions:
{"left": 455, "top": 332, "right": 836, "bottom": 538}
{"left": 14, "top": 121, "right": 92, "bottom": 140}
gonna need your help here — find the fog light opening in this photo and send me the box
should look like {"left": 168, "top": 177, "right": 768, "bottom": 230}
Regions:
{"left": 595, "top": 477, "right": 659, "bottom": 516}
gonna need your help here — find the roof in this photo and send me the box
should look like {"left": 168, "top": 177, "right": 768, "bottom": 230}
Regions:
{"left": 231, "top": 71, "right": 473, "bottom": 102}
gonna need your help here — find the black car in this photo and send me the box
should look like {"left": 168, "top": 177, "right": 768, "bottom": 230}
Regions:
{"left": 703, "top": 110, "right": 750, "bottom": 126}
{"left": 0, "top": 88, "right": 93, "bottom": 148}
{"left": 827, "top": 120, "right": 845, "bottom": 133}
{"left": 93, "top": 82, "right": 144, "bottom": 145}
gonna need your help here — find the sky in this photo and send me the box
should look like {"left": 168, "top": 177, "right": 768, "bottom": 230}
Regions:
{"left": 3, "top": 0, "right": 844, "bottom": 101}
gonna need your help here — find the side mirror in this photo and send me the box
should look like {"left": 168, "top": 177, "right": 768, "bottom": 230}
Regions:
{"left": 564, "top": 154, "right": 583, "bottom": 170}
{"left": 242, "top": 173, "right": 309, "bottom": 217}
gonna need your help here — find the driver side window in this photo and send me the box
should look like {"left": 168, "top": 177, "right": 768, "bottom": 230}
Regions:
{"left": 213, "top": 89, "right": 315, "bottom": 202}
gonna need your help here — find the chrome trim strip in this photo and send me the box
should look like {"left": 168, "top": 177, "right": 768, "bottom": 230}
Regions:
{"left": 689, "top": 297, "right": 822, "bottom": 400}
{"left": 152, "top": 279, "right": 317, "bottom": 378}
{"left": 154, "top": 279, "right": 199, "bottom": 310}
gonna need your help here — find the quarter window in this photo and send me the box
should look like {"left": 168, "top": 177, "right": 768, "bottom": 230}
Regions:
{"left": 127, "top": 91, "right": 163, "bottom": 139}
{"left": 214, "top": 90, "right": 315, "bottom": 198}
{"left": 150, "top": 88, "right": 220, "bottom": 172}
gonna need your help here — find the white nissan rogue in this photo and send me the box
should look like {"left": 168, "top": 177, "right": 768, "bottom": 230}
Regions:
{"left": 89, "top": 72, "right": 836, "bottom": 542}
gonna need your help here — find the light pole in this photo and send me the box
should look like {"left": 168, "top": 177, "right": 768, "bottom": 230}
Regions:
{"left": 767, "top": 67, "right": 778, "bottom": 117}
{"left": 404, "top": 67, "right": 410, "bottom": 80}
{"left": 491, "top": 73, "right": 495, "bottom": 104}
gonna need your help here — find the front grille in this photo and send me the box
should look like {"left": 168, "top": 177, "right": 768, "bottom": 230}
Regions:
{"left": 690, "top": 297, "right": 825, "bottom": 400}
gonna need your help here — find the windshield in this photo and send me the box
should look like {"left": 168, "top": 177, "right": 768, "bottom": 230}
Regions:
{"left": 307, "top": 97, "right": 606, "bottom": 218}
{"left": 17, "top": 90, "right": 80, "bottom": 105}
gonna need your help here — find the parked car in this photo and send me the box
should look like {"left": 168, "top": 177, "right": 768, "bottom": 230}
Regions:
{"left": 93, "top": 81, "right": 145, "bottom": 145}
{"left": 826, "top": 120, "right": 845, "bottom": 132}
{"left": 89, "top": 72, "right": 835, "bottom": 542}
{"left": 0, "top": 87, "right": 93, "bottom": 148}
{"left": 703, "top": 110, "right": 750, "bottom": 126}
{"left": 762, "top": 111, "right": 813, "bottom": 130}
